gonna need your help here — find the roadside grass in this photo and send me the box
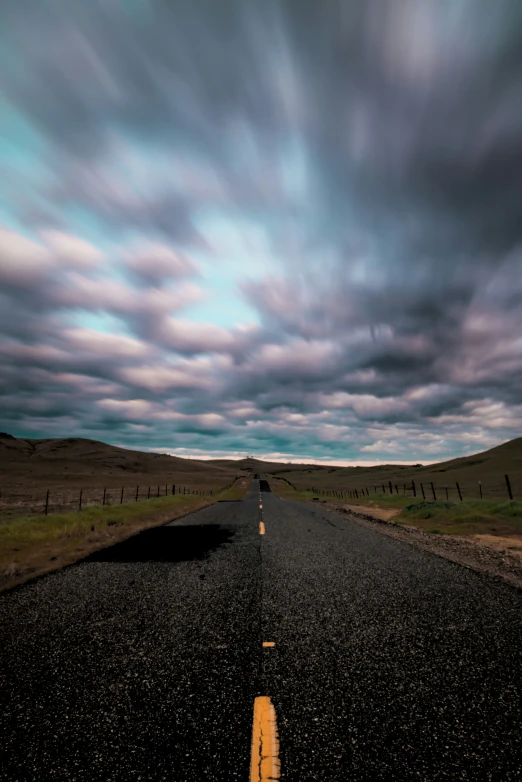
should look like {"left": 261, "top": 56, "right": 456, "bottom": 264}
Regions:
{"left": 273, "top": 487, "right": 319, "bottom": 502}
{"left": 271, "top": 479, "right": 412, "bottom": 508}
{"left": 396, "top": 499, "right": 522, "bottom": 536}
{"left": 270, "top": 478, "right": 522, "bottom": 538}
{"left": 333, "top": 494, "right": 417, "bottom": 510}
{"left": 217, "top": 479, "right": 250, "bottom": 501}
{"left": 0, "top": 481, "right": 249, "bottom": 592}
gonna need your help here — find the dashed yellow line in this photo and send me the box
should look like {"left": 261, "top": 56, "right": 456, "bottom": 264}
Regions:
{"left": 259, "top": 521, "right": 265, "bottom": 535}
{"left": 250, "top": 696, "right": 280, "bottom": 782}
{"left": 262, "top": 641, "right": 275, "bottom": 647}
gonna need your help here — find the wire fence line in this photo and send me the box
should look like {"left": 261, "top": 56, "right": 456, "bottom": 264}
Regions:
{"left": 0, "top": 476, "right": 240, "bottom": 520}
{"left": 277, "top": 474, "right": 518, "bottom": 502}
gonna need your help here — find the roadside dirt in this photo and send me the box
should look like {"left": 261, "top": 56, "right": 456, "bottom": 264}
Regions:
{"left": 319, "top": 501, "right": 522, "bottom": 590}
{"left": 341, "top": 503, "right": 401, "bottom": 521}
{"left": 469, "top": 534, "right": 522, "bottom": 560}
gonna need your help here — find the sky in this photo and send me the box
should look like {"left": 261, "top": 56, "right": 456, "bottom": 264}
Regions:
{"left": 1, "top": 0, "right": 522, "bottom": 465}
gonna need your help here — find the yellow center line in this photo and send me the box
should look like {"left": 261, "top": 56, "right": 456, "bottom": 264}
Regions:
{"left": 259, "top": 521, "right": 265, "bottom": 535}
{"left": 250, "top": 696, "right": 280, "bottom": 782}
{"left": 262, "top": 641, "right": 275, "bottom": 647}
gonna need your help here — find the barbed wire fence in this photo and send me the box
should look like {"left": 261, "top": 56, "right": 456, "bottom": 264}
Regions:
{"left": 0, "top": 475, "right": 241, "bottom": 520}
{"left": 276, "top": 475, "right": 518, "bottom": 502}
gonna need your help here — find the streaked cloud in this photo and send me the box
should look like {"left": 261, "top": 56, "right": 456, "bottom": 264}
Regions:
{"left": 1, "top": 1, "right": 521, "bottom": 463}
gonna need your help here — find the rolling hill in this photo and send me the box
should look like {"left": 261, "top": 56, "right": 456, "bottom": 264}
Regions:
{"left": 2, "top": 433, "right": 521, "bottom": 501}
{"left": 0, "top": 434, "right": 242, "bottom": 490}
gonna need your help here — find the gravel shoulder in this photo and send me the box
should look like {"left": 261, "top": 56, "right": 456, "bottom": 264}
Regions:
{"left": 318, "top": 500, "right": 522, "bottom": 590}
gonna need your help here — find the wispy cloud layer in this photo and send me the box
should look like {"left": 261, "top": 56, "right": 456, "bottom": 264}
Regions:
{"left": 1, "top": 1, "right": 521, "bottom": 462}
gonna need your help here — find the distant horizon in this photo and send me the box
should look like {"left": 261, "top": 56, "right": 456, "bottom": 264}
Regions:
{"left": 3, "top": 428, "right": 516, "bottom": 469}
{"left": 146, "top": 450, "right": 434, "bottom": 468}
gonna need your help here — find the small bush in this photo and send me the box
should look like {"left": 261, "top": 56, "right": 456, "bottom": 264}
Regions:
{"left": 403, "top": 501, "right": 459, "bottom": 513}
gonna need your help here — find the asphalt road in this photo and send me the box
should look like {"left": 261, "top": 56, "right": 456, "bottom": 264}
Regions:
{"left": 1, "top": 480, "right": 522, "bottom": 780}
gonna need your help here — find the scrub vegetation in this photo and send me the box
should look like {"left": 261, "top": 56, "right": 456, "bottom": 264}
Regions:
{"left": 396, "top": 499, "right": 522, "bottom": 536}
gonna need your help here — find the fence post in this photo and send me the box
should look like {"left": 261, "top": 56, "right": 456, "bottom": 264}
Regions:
{"left": 389, "top": 481, "right": 392, "bottom": 494}
{"left": 421, "top": 482, "right": 425, "bottom": 500}
{"left": 456, "top": 482, "right": 462, "bottom": 501}
{"left": 412, "top": 480, "right": 416, "bottom": 498}
{"left": 430, "top": 482, "right": 436, "bottom": 501}
{"left": 148, "top": 486, "right": 150, "bottom": 499}
{"left": 157, "top": 486, "right": 160, "bottom": 497}
{"left": 479, "top": 481, "right": 482, "bottom": 500}
{"left": 45, "top": 489, "right": 49, "bottom": 516}
{"left": 103, "top": 486, "right": 106, "bottom": 506}
{"left": 505, "top": 474, "right": 513, "bottom": 501}
{"left": 445, "top": 486, "right": 448, "bottom": 500}
{"left": 165, "top": 484, "right": 167, "bottom": 496}
{"left": 136, "top": 485, "right": 139, "bottom": 501}
{"left": 120, "top": 487, "right": 124, "bottom": 504}
{"left": 172, "top": 484, "right": 175, "bottom": 496}
{"left": 79, "top": 489, "right": 83, "bottom": 511}
{"left": 394, "top": 485, "right": 398, "bottom": 495}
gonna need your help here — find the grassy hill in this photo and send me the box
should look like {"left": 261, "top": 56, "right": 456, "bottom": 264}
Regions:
{"left": 0, "top": 433, "right": 243, "bottom": 502}
{"left": 264, "top": 438, "right": 522, "bottom": 502}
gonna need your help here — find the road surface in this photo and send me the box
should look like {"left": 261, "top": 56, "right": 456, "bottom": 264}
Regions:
{"left": 1, "top": 480, "right": 521, "bottom": 780}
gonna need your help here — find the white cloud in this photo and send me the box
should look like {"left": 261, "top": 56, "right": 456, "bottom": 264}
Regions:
{"left": 0, "top": 227, "right": 52, "bottom": 285}
{"left": 41, "top": 230, "right": 103, "bottom": 268}
{"left": 118, "top": 363, "right": 213, "bottom": 392}
{"left": 157, "top": 317, "right": 239, "bottom": 353}
{"left": 125, "top": 241, "right": 196, "bottom": 281}
{"left": 64, "top": 328, "right": 148, "bottom": 358}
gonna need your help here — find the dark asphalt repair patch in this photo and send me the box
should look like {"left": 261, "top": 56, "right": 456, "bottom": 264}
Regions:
{"left": 259, "top": 480, "right": 271, "bottom": 492}
{"left": 85, "top": 524, "right": 234, "bottom": 563}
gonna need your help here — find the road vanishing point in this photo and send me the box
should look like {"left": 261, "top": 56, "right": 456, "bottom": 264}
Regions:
{"left": 1, "top": 480, "right": 522, "bottom": 780}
